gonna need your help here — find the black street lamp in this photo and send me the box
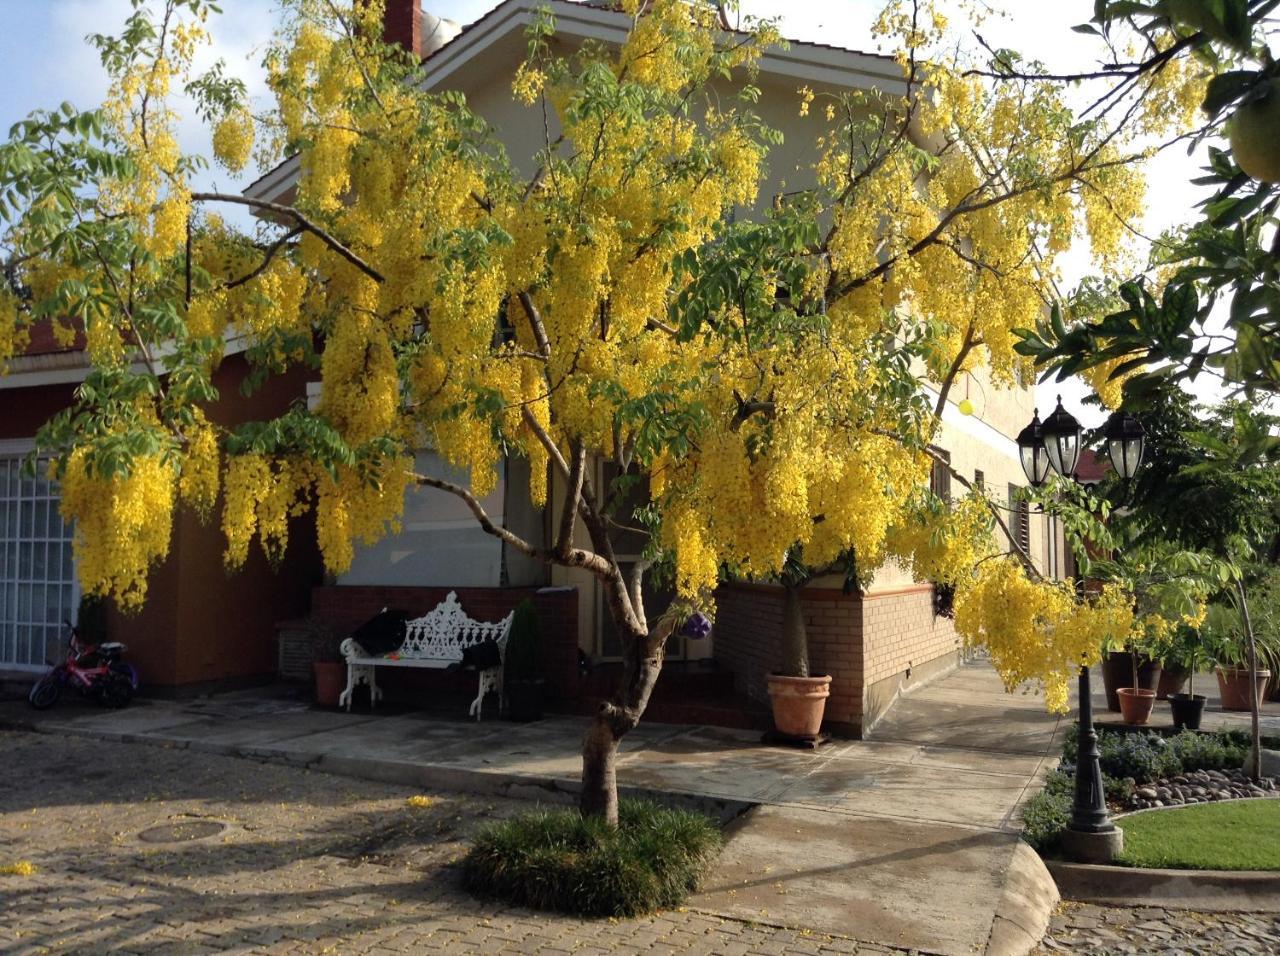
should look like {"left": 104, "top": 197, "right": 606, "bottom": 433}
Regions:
{"left": 1017, "top": 398, "right": 1146, "bottom": 864}
{"left": 1102, "top": 410, "right": 1147, "bottom": 481}
{"left": 1041, "top": 396, "right": 1084, "bottom": 480}
{"left": 1016, "top": 410, "right": 1051, "bottom": 487}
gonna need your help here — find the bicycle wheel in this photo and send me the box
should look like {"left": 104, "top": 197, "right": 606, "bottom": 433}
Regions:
{"left": 28, "top": 675, "right": 61, "bottom": 710}
{"left": 97, "top": 672, "right": 134, "bottom": 709}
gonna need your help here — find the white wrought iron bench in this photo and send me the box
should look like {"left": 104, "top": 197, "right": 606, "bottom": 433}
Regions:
{"left": 338, "top": 591, "right": 514, "bottom": 720}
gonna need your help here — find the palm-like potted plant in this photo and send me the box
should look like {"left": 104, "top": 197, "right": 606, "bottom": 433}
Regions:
{"left": 1165, "top": 624, "right": 1207, "bottom": 730}
{"left": 503, "top": 599, "right": 545, "bottom": 722}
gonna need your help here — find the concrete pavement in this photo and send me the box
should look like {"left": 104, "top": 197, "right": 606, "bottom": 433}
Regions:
{"left": 2, "top": 661, "right": 1067, "bottom": 955}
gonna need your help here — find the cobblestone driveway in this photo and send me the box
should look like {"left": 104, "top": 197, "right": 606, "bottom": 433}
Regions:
{"left": 1039, "top": 902, "right": 1280, "bottom": 954}
{"left": 0, "top": 731, "right": 890, "bottom": 955}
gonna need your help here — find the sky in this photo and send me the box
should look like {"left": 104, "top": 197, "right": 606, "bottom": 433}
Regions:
{"left": 0, "top": 0, "right": 1226, "bottom": 427}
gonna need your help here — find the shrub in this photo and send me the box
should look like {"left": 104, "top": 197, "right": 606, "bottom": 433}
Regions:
{"left": 1167, "top": 730, "right": 1247, "bottom": 773}
{"left": 1021, "top": 770, "right": 1072, "bottom": 853}
{"left": 461, "top": 799, "right": 724, "bottom": 917}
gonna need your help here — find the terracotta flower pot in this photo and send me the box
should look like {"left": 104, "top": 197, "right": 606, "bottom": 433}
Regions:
{"left": 1156, "top": 666, "right": 1189, "bottom": 700}
{"left": 313, "top": 661, "right": 346, "bottom": 708}
{"left": 1117, "top": 687, "right": 1156, "bottom": 725}
{"left": 1216, "top": 667, "right": 1272, "bottom": 712}
{"left": 766, "top": 674, "right": 831, "bottom": 738}
{"left": 1101, "top": 652, "right": 1161, "bottom": 712}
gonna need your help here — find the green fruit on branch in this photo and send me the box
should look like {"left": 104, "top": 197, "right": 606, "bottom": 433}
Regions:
{"left": 1227, "top": 83, "right": 1280, "bottom": 183}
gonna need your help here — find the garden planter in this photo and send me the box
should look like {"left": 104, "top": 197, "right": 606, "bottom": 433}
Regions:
{"left": 1117, "top": 687, "right": 1156, "bottom": 725}
{"left": 766, "top": 674, "right": 831, "bottom": 738}
{"left": 504, "top": 678, "right": 545, "bottom": 722}
{"left": 313, "top": 661, "right": 345, "bottom": 708}
{"left": 1102, "top": 652, "right": 1161, "bottom": 712}
{"left": 1156, "top": 666, "right": 1189, "bottom": 700}
{"left": 1167, "top": 693, "right": 1206, "bottom": 730}
{"left": 1216, "top": 667, "right": 1272, "bottom": 712}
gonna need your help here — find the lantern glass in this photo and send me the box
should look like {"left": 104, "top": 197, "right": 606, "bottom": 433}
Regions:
{"left": 1102, "top": 411, "right": 1146, "bottom": 481}
{"left": 1016, "top": 411, "right": 1051, "bottom": 486}
{"left": 1042, "top": 398, "right": 1083, "bottom": 478}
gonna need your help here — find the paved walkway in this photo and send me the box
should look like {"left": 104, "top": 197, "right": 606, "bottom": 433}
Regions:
{"left": 0, "top": 730, "right": 907, "bottom": 956}
{"left": 1039, "top": 902, "right": 1280, "bottom": 953}
{"left": 1, "top": 662, "right": 1070, "bottom": 954}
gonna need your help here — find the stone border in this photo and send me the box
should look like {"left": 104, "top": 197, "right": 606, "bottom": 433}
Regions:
{"left": 1048, "top": 860, "right": 1280, "bottom": 912}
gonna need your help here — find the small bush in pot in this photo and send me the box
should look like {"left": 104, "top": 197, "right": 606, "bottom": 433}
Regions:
{"left": 503, "top": 599, "right": 545, "bottom": 722}
{"left": 1165, "top": 625, "right": 1207, "bottom": 730}
{"left": 1201, "top": 603, "right": 1276, "bottom": 712}
{"left": 1117, "top": 638, "right": 1162, "bottom": 725}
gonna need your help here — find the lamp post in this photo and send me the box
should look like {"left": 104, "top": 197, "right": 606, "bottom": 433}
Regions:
{"left": 1017, "top": 397, "right": 1145, "bottom": 864}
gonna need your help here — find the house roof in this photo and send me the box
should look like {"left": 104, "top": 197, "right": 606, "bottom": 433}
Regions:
{"left": 245, "top": 0, "right": 907, "bottom": 204}
{"left": 22, "top": 318, "right": 86, "bottom": 358}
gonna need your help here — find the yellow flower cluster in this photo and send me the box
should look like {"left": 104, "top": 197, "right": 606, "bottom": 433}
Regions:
{"left": 886, "top": 492, "right": 994, "bottom": 587}
{"left": 212, "top": 107, "right": 255, "bottom": 173}
{"left": 178, "top": 412, "right": 220, "bottom": 520}
{"left": 1080, "top": 351, "right": 1141, "bottom": 410}
{"left": 954, "top": 559, "right": 1135, "bottom": 712}
{"left": 0, "top": 291, "right": 28, "bottom": 373}
{"left": 57, "top": 450, "right": 177, "bottom": 610}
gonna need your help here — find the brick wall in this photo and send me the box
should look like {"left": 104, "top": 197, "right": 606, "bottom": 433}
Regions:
{"left": 861, "top": 585, "right": 958, "bottom": 686}
{"left": 307, "top": 585, "right": 579, "bottom": 701}
{"left": 713, "top": 583, "right": 864, "bottom": 734}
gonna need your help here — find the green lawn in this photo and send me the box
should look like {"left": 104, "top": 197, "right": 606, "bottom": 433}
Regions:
{"left": 1117, "top": 800, "right": 1280, "bottom": 871}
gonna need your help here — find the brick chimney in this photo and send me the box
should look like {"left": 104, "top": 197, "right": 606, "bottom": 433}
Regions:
{"left": 382, "top": 0, "right": 423, "bottom": 58}
{"left": 380, "top": 1, "right": 460, "bottom": 59}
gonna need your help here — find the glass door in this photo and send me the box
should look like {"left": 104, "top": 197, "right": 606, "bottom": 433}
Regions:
{"left": 0, "top": 455, "right": 77, "bottom": 671}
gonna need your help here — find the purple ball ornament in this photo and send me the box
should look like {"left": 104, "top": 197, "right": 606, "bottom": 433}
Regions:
{"left": 680, "top": 611, "right": 712, "bottom": 640}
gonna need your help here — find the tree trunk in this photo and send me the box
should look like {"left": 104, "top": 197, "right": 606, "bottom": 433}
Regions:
{"left": 579, "top": 622, "right": 670, "bottom": 825}
{"left": 1236, "top": 579, "right": 1263, "bottom": 782}
{"left": 780, "top": 583, "right": 809, "bottom": 678}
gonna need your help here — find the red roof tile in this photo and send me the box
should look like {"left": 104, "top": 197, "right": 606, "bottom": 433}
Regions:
{"left": 1075, "top": 448, "right": 1109, "bottom": 482}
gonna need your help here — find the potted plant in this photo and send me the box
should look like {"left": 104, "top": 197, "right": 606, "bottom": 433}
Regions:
{"left": 765, "top": 558, "right": 832, "bottom": 739}
{"left": 1166, "top": 625, "right": 1207, "bottom": 730}
{"left": 1101, "top": 635, "right": 1161, "bottom": 712}
{"left": 503, "top": 599, "right": 545, "bottom": 722}
{"left": 311, "top": 625, "right": 345, "bottom": 708}
{"left": 1202, "top": 603, "right": 1276, "bottom": 712}
{"left": 1117, "top": 642, "right": 1158, "bottom": 725}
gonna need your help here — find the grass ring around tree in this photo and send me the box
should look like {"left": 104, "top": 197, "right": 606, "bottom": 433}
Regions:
{"left": 460, "top": 799, "right": 724, "bottom": 917}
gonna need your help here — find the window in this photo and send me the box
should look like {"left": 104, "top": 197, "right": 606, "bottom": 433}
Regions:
{"left": 929, "top": 448, "right": 952, "bottom": 503}
{"left": 974, "top": 469, "right": 984, "bottom": 492}
{"left": 1007, "top": 483, "right": 1030, "bottom": 556}
{"left": 0, "top": 454, "right": 76, "bottom": 670}
{"left": 1045, "top": 513, "right": 1060, "bottom": 579}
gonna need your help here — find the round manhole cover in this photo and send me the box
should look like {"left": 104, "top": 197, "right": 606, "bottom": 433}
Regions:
{"left": 138, "top": 820, "right": 227, "bottom": 843}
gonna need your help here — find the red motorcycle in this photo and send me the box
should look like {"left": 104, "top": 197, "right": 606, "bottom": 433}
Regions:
{"left": 28, "top": 621, "right": 138, "bottom": 710}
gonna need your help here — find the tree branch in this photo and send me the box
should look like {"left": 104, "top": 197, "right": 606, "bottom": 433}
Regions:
{"left": 411, "top": 470, "right": 615, "bottom": 577}
{"left": 556, "top": 441, "right": 586, "bottom": 558}
{"left": 190, "top": 192, "right": 385, "bottom": 283}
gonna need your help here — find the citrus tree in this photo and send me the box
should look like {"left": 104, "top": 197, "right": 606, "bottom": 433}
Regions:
{"left": 0, "top": 0, "right": 1208, "bottom": 822}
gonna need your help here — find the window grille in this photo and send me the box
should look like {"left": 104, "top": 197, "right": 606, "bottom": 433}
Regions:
{"left": 0, "top": 455, "right": 76, "bottom": 670}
